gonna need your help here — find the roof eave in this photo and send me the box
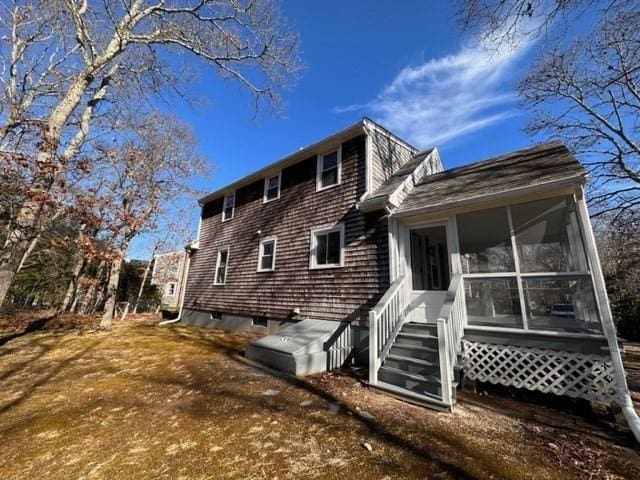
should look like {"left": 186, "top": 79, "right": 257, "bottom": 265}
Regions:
{"left": 198, "top": 119, "right": 368, "bottom": 205}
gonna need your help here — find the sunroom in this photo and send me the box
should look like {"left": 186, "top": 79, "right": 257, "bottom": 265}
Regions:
{"left": 365, "top": 143, "right": 634, "bottom": 431}
{"left": 456, "top": 194, "right": 600, "bottom": 336}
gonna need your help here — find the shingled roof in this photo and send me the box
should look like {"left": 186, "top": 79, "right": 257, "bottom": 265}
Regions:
{"left": 395, "top": 142, "right": 586, "bottom": 215}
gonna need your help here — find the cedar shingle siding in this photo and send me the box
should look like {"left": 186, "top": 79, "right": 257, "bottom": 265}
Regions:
{"left": 368, "top": 127, "right": 417, "bottom": 192}
{"left": 183, "top": 135, "right": 390, "bottom": 322}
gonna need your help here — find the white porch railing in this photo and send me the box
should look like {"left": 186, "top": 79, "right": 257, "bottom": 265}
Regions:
{"left": 369, "top": 277, "right": 408, "bottom": 385}
{"left": 436, "top": 274, "right": 466, "bottom": 406}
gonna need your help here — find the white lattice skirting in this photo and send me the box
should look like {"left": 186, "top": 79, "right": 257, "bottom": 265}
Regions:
{"left": 462, "top": 340, "right": 618, "bottom": 403}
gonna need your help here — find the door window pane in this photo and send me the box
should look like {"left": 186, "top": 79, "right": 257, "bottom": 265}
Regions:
{"left": 511, "top": 196, "right": 588, "bottom": 273}
{"left": 465, "top": 278, "right": 523, "bottom": 328}
{"left": 458, "top": 207, "right": 514, "bottom": 273}
{"left": 523, "top": 276, "right": 601, "bottom": 333}
{"left": 410, "top": 226, "right": 449, "bottom": 291}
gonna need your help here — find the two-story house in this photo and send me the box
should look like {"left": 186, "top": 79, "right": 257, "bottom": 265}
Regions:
{"left": 178, "top": 118, "right": 638, "bottom": 434}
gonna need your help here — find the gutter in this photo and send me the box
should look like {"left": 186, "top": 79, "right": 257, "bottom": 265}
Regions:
{"left": 198, "top": 119, "right": 368, "bottom": 205}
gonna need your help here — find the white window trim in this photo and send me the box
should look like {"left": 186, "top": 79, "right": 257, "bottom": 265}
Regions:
{"left": 316, "top": 146, "right": 342, "bottom": 192}
{"left": 263, "top": 171, "right": 282, "bottom": 203}
{"left": 214, "top": 247, "right": 230, "bottom": 285}
{"left": 165, "top": 282, "right": 177, "bottom": 296}
{"left": 222, "top": 192, "right": 235, "bottom": 222}
{"left": 257, "top": 237, "right": 277, "bottom": 272}
{"left": 309, "top": 223, "right": 345, "bottom": 270}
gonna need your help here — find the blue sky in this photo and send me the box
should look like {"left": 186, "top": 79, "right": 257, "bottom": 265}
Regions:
{"left": 131, "top": 1, "right": 543, "bottom": 257}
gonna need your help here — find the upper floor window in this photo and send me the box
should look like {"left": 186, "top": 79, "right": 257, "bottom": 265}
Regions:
{"left": 222, "top": 192, "right": 235, "bottom": 221}
{"left": 214, "top": 247, "right": 229, "bottom": 285}
{"left": 316, "top": 147, "right": 342, "bottom": 191}
{"left": 263, "top": 172, "right": 281, "bottom": 203}
{"left": 257, "top": 238, "right": 277, "bottom": 272}
{"left": 310, "top": 224, "right": 344, "bottom": 269}
{"left": 166, "top": 282, "right": 177, "bottom": 296}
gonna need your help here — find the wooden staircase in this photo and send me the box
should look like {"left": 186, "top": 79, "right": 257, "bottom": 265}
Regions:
{"left": 369, "top": 276, "right": 465, "bottom": 410}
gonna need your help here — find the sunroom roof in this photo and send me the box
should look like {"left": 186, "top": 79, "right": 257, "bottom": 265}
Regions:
{"left": 395, "top": 142, "right": 587, "bottom": 215}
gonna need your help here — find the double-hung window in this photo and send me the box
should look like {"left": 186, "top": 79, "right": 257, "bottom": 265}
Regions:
{"left": 222, "top": 192, "right": 235, "bottom": 221}
{"left": 214, "top": 248, "right": 229, "bottom": 285}
{"left": 166, "top": 282, "right": 177, "bottom": 296}
{"left": 310, "top": 224, "right": 344, "bottom": 269}
{"left": 263, "top": 173, "right": 281, "bottom": 203}
{"left": 316, "top": 148, "right": 341, "bottom": 191}
{"left": 257, "top": 238, "right": 277, "bottom": 272}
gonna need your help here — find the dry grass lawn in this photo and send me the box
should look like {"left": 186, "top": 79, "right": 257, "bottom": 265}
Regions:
{"left": 0, "top": 313, "right": 638, "bottom": 479}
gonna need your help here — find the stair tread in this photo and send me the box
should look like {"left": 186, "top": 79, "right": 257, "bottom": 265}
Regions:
{"left": 390, "top": 344, "right": 438, "bottom": 353}
{"left": 379, "top": 365, "right": 441, "bottom": 384}
{"left": 386, "top": 354, "right": 438, "bottom": 367}
{"left": 397, "top": 332, "right": 437, "bottom": 340}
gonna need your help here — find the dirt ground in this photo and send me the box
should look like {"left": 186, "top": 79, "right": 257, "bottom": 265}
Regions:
{"left": 0, "top": 312, "right": 639, "bottom": 480}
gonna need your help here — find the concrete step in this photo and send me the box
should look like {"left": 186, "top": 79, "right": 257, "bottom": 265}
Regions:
{"left": 395, "top": 332, "right": 438, "bottom": 348}
{"left": 401, "top": 322, "right": 438, "bottom": 336}
{"left": 384, "top": 354, "right": 440, "bottom": 375}
{"left": 378, "top": 365, "right": 442, "bottom": 398}
{"left": 389, "top": 343, "right": 439, "bottom": 362}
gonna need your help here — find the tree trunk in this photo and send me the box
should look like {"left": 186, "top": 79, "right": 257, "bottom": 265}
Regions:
{"left": 16, "top": 235, "right": 40, "bottom": 273}
{"left": 61, "top": 256, "right": 85, "bottom": 311}
{"left": 69, "top": 286, "right": 81, "bottom": 313}
{"left": 79, "top": 260, "right": 104, "bottom": 314}
{"left": 100, "top": 256, "right": 123, "bottom": 328}
{"left": 0, "top": 226, "right": 34, "bottom": 307}
{"left": 133, "top": 255, "right": 153, "bottom": 314}
{"left": 0, "top": 66, "right": 116, "bottom": 308}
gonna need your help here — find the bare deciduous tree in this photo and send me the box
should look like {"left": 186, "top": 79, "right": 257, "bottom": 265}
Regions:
{"left": 86, "top": 113, "right": 205, "bottom": 327}
{"left": 0, "top": 0, "right": 300, "bottom": 307}
{"left": 456, "top": 0, "right": 640, "bottom": 223}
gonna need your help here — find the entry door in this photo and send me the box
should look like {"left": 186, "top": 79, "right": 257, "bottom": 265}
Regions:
{"left": 408, "top": 225, "right": 450, "bottom": 323}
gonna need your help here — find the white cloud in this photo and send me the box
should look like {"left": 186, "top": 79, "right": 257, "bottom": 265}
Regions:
{"left": 336, "top": 29, "right": 537, "bottom": 148}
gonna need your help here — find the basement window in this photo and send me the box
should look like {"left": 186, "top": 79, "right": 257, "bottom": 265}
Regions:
{"left": 263, "top": 172, "right": 281, "bottom": 203}
{"left": 252, "top": 316, "right": 268, "bottom": 327}
{"left": 222, "top": 192, "right": 235, "bottom": 222}
{"left": 316, "top": 147, "right": 342, "bottom": 191}
{"left": 214, "top": 248, "right": 229, "bottom": 285}
{"left": 310, "top": 224, "right": 344, "bottom": 269}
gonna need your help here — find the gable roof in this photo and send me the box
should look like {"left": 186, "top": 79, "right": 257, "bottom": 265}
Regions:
{"left": 365, "top": 149, "right": 435, "bottom": 201}
{"left": 198, "top": 117, "right": 416, "bottom": 205}
{"left": 394, "top": 142, "right": 586, "bottom": 216}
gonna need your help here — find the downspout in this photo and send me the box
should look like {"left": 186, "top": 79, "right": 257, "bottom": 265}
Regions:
{"left": 576, "top": 185, "right": 640, "bottom": 442}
